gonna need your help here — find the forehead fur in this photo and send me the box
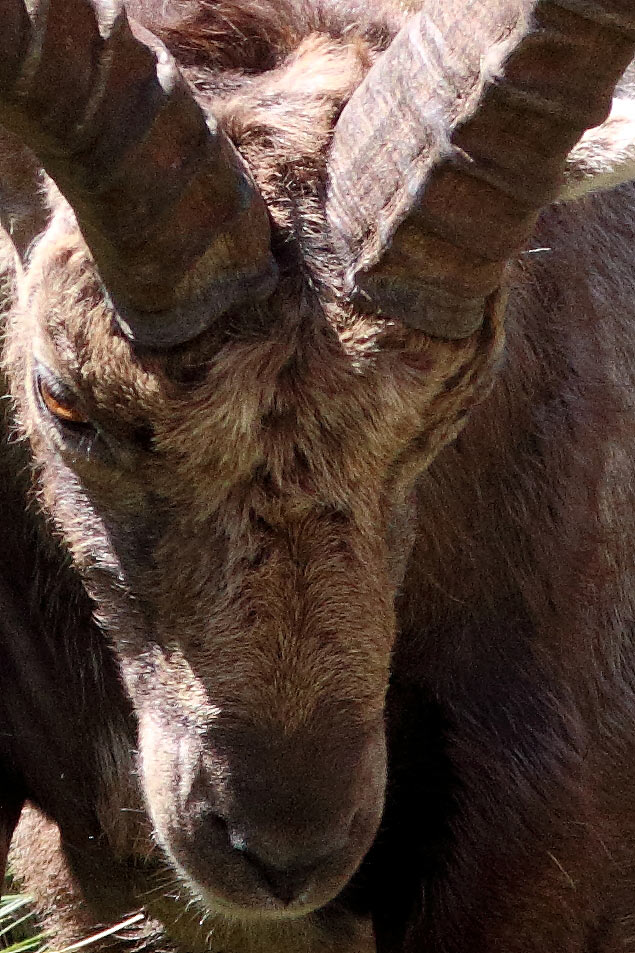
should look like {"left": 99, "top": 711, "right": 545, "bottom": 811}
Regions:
{"left": 23, "top": 223, "right": 498, "bottom": 507}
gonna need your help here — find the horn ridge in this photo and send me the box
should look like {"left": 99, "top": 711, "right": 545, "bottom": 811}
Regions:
{"left": 327, "top": 0, "right": 635, "bottom": 338}
{"left": 0, "top": 0, "right": 277, "bottom": 347}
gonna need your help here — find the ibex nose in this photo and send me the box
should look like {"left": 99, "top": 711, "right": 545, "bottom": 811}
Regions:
{"left": 170, "top": 721, "right": 387, "bottom": 913}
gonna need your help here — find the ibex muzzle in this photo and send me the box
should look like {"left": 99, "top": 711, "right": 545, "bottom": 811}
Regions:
{"left": 140, "top": 714, "right": 386, "bottom": 912}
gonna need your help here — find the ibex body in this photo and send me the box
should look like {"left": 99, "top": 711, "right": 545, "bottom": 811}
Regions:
{"left": 2, "top": 1, "right": 635, "bottom": 951}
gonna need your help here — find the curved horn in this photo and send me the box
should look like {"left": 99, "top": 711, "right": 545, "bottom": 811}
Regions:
{"left": 0, "top": 0, "right": 277, "bottom": 347}
{"left": 327, "top": 0, "right": 635, "bottom": 338}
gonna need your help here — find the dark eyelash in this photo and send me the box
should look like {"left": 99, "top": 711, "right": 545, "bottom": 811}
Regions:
{"left": 52, "top": 415, "right": 96, "bottom": 436}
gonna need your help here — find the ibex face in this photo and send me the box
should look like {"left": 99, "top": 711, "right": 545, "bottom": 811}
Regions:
{"left": 3, "top": 0, "right": 634, "bottom": 926}
{"left": 9, "top": 202, "right": 498, "bottom": 915}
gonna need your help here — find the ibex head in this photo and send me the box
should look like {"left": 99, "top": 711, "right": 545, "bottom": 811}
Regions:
{"left": 2, "top": 0, "right": 633, "bottom": 921}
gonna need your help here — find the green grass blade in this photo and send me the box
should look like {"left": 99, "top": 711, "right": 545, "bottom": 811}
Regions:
{"left": 1, "top": 886, "right": 44, "bottom": 953}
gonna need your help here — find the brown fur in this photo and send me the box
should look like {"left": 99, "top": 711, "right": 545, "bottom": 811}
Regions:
{"left": 1, "top": 2, "right": 635, "bottom": 953}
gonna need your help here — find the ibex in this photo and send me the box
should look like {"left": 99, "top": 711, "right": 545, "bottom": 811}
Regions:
{"left": 2, "top": 0, "right": 635, "bottom": 950}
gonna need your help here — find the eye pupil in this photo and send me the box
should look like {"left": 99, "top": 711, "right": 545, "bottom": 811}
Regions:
{"left": 38, "top": 378, "right": 89, "bottom": 425}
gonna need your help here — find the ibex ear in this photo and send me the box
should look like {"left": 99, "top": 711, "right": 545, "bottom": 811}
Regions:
{"left": 0, "top": 125, "right": 49, "bottom": 268}
{"left": 561, "top": 97, "right": 635, "bottom": 202}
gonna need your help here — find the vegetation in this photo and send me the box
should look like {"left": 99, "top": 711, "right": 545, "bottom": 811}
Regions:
{"left": 1, "top": 878, "right": 145, "bottom": 953}
{"left": 0, "top": 885, "right": 44, "bottom": 953}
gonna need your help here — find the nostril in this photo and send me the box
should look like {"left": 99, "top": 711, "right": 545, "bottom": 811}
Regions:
{"left": 244, "top": 853, "right": 317, "bottom": 905}
{"left": 200, "top": 810, "right": 231, "bottom": 848}
{"left": 218, "top": 815, "right": 361, "bottom": 904}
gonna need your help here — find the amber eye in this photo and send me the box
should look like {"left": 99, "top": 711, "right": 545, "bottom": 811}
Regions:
{"left": 37, "top": 376, "right": 90, "bottom": 427}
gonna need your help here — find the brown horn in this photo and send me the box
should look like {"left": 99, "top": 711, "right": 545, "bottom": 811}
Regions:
{"left": 327, "top": 0, "right": 635, "bottom": 339}
{"left": 0, "top": 0, "right": 277, "bottom": 347}
{"left": 0, "top": 126, "right": 49, "bottom": 263}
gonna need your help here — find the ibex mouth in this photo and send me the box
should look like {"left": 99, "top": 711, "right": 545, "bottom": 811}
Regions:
{"left": 138, "top": 712, "right": 387, "bottom": 919}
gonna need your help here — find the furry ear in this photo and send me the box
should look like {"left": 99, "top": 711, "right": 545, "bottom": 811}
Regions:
{"left": 0, "top": 126, "right": 49, "bottom": 268}
{"left": 561, "top": 97, "right": 635, "bottom": 202}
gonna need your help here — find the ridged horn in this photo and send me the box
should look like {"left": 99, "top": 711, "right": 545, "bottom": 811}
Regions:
{"left": 327, "top": 0, "right": 635, "bottom": 339}
{"left": 0, "top": 0, "right": 278, "bottom": 347}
